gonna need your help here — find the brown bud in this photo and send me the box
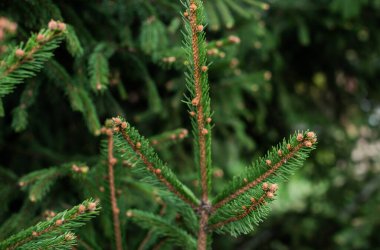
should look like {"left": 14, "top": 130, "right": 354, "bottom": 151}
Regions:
{"left": 36, "top": 34, "right": 45, "bottom": 42}
{"left": 126, "top": 210, "right": 133, "bottom": 217}
{"left": 266, "top": 192, "right": 274, "bottom": 199}
{"left": 270, "top": 184, "right": 278, "bottom": 192}
{"left": 216, "top": 41, "right": 223, "bottom": 47}
{"left": 87, "top": 202, "right": 97, "bottom": 211}
{"left": 170, "top": 134, "right": 177, "bottom": 140}
{"left": 189, "top": 111, "right": 196, "bottom": 117}
{"left": 48, "top": 20, "right": 58, "bottom": 30}
{"left": 201, "top": 128, "right": 208, "bottom": 135}
{"left": 78, "top": 204, "right": 86, "bottom": 213}
{"left": 136, "top": 142, "right": 142, "bottom": 149}
{"left": 266, "top": 159, "right": 272, "bottom": 166}
{"left": 278, "top": 149, "right": 282, "bottom": 156}
{"left": 121, "top": 122, "right": 128, "bottom": 129}
{"left": 243, "top": 178, "right": 248, "bottom": 183}
{"left": 55, "top": 219, "right": 63, "bottom": 226}
{"left": 190, "top": 3, "right": 197, "bottom": 11}
{"left": 155, "top": 168, "right": 162, "bottom": 174}
{"left": 242, "top": 205, "right": 247, "bottom": 210}
{"left": 304, "top": 141, "right": 313, "bottom": 147}
{"left": 206, "top": 117, "right": 212, "bottom": 123}
{"left": 113, "top": 126, "right": 120, "bottom": 133}
{"left": 191, "top": 97, "right": 199, "bottom": 106}
{"left": 32, "top": 231, "right": 38, "bottom": 237}
{"left": 262, "top": 182, "right": 269, "bottom": 190}
{"left": 297, "top": 133, "right": 304, "bottom": 142}
{"left": 184, "top": 11, "right": 189, "bottom": 17}
{"left": 228, "top": 35, "right": 241, "bottom": 44}
{"left": 72, "top": 164, "right": 80, "bottom": 172}
{"left": 110, "top": 157, "right": 117, "bottom": 165}
{"left": 201, "top": 65, "right": 208, "bottom": 72}
{"left": 197, "top": 25, "right": 204, "bottom": 32}
{"left": 96, "top": 82, "right": 102, "bottom": 90}
{"left": 250, "top": 197, "right": 256, "bottom": 203}
{"left": 57, "top": 22, "right": 66, "bottom": 31}
{"left": 112, "top": 117, "right": 122, "bottom": 125}
{"left": 287, "top": 144, "right": 292, "bottom": 150}
{"left": 15, "top": 49, "right": 25, "bottom": 58}
{"left": 307, "top": 131, "right": 315, "bottom": 138}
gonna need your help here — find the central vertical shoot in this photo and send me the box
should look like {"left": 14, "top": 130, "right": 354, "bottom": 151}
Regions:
{"left": 183, "top": 0, "right": 212, "bottom": 249}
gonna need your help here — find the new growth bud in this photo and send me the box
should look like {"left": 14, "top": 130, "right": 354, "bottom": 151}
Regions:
{"left": 15, "top": 48, "right": 25, "bottom": 58}
{"left": 297, "top": 133, "right": 304, "bottom": 142}
{"left": 87, "top": 202, "right": 97, "bottom": 211}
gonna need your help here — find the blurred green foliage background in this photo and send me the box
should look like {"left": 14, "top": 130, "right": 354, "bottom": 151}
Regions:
{"left": 0, "top": 0, "right": 379, "bottom": 249}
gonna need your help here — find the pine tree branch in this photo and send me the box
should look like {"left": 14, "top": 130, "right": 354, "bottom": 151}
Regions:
{"left": 0, "top": 199, "right": 100, "bottom": 250}
{"left": 0, "top": 20, "right": 66, "bottom": 99}
{"left": 114, "top": 120, "right": 198, "bottom": 210}
{"left": 212, "top": 138, "right": 308, "bottom": 213}
{"left": 208, "top": 193, "right": 268, "bottom": 231}
{"left": 106, "top": 130, "right": 123, "bottom": 250}
{"left": 184, "top": 1, "right": 213, "bottom": 249}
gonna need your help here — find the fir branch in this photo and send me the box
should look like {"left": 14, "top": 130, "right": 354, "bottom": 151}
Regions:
{"left": 126, "top": 210, "right": 196, "bottom": 250}
{"left": 113, "top": 118, "right": 199, "bottom": 209}
{"left": 186, "top": 0, "right": 212, "bottom": 201}
{"left": 208, "top": 193, "right": 267, "bottom": 231}
{"left": 0, "top": 199, "right": 100, "bottom": 250}
{"left": 149, "top": 128, "right": 189, "bottom": 148}
{"left": 0, "top": 20, "right": 66, "bottom": 98}
{"left": 211, "top": 132, "right": 317, "bottom": 213}
{"left": 105, "top": 129, "right": 123, "bottom": 250}
{"left": 183, "top": 1, "right": 213, "bottom": 248}
{"left": 18, "top": 162, "right": 88, "bottom": 202}
{"left": 208, "top": 132, "right": 317, "bottom": 236}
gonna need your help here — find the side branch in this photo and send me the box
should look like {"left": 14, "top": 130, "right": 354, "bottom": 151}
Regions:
{"left": 106, "top": 130, "right": 123, "bottom": 250}
{"left": 2, "top": 30, "right": 64, "bottom": 79}
{"left": 118, "top": 126, "right": 198, "bottom": 210}
{"left": 212, "top": 142, "right": 305, "bottom": 213}
{"left": 208, "top": 194, "right": 267, "bottom": 231}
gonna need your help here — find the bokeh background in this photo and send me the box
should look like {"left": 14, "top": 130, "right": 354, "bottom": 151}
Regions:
{"left": 1, "top": 0, "right": 379, "bottom": 249}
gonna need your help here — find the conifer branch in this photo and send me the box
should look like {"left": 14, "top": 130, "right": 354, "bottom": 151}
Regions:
{"left": 184, "top": 1, "right": 213, "bottom": 248}
{"left": 208, "top": 193, "right": 268, "bottom": 231}
{"left": 0, "top": 199, "right": 100, "bottom": 250}
{"left": 189, "top": 0, "right": 209, "bottom": 203}
{"left": 113, "top": 118, "right": 199, "bottom": 210}
{"left": 211, "top": 133, "right": 316, "bottom": 213}
{"left": 105, "top": 129, "right": 123, "bottom": 250}
{"left": 0, "top": 20, "right": 66, "bottom": 99}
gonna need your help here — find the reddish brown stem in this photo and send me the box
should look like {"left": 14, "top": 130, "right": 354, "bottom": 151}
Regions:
{"left": 212, "top": 142, "right": 305, "bottom": 213}
{"left": 119, "top": 128, "right": 198, "bottom": 210}
{"left": 188, "top": 2, "right": 210, "bottom": 249}
{"left": 107, "top": 133, "right": 123, "bottom": 250}
{"left": 208, "top": 194, "right": 267, "bottom": 230}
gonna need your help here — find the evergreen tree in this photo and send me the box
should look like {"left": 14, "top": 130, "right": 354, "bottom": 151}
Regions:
{"left": 1, "top": 0, "right": 379, "bottom": 249}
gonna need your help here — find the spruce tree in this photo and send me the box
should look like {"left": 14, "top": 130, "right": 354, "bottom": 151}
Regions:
{"left": 0, "top": 0, "right": 320, "bottom": 249}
